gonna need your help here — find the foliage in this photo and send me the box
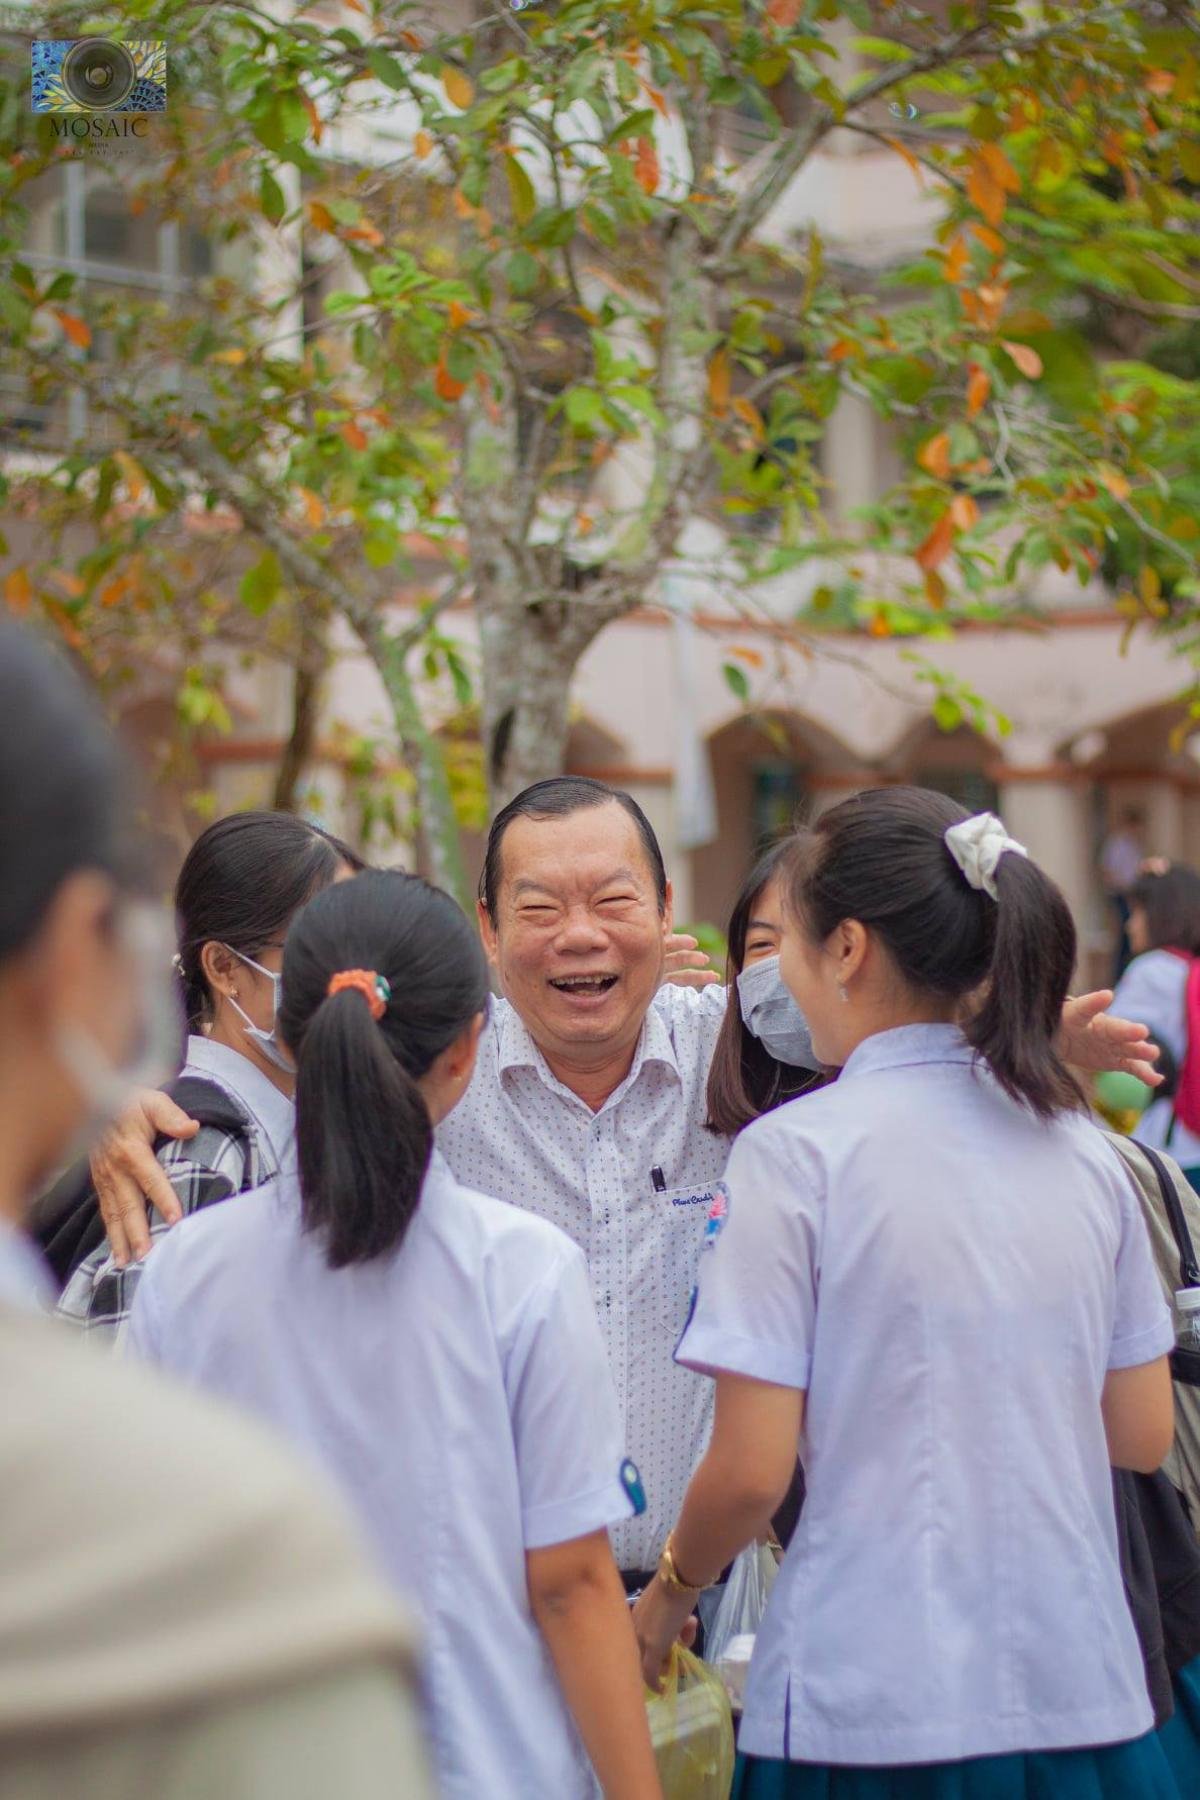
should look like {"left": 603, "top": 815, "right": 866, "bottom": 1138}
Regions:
{"left": 0, "top": 0, "right": 1198, "bottom": 876}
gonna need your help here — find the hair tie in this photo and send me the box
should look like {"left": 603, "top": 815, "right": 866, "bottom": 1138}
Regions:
{"left": 944, "top": 813, "right": 1028, "bottom": 901}
{"left": 327, "top": 969, "right": 392, "bottom": 1020}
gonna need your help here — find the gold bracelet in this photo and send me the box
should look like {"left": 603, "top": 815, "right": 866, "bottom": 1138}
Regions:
{"left": 656, "top": 1532, "right": 710, "bottom": 1595}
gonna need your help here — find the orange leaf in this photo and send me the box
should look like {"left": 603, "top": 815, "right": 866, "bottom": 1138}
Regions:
{"left": 414, "top": 129, "right": 433, "bottom": 160}
{"left": 642, "top": 82, "right": 669, "bottom": 118}
{"left": 942, "top": 236, "right": 968, "bottom": 285}
{"left": 1000, "top": 339, "right": 1043, "bottom": 379}
{"left": 114, "top": 450, "right": 147, "bottom": 500}
{"left": 767, "top": 0, "right": 803, "bottom": 22}
{"left": 339, "top": 420, "right": 368, "bottom": 451}
{"left": 209, "top": 347, "right": 247, "bottom": 365}
{"left": 980, "top": 142, "right": 1020, "bottom": 194}
{"left": 98, "top": 573, "right": 131, "bottom": 608}
{"left": 342, "top": 0, "right": 366, "bottom": 11}
{"left": 634, "top": 135, "right": 659, "bottom": 195}
{"left": 443, "top": 66, "right": 474, "bottom": 110}
{"left": 1146, "top": 69, "right": 1175, "bottom": 97}
{"left": 297, "top": 486, "right": 326, "bottom": 528}
{"left": 53, "top": 309, "right": 91, "bottom": 349}
{"left": 883, "top": 135, "right": 922, "bottom": 181}
{"left": 827, "top": 337, "right": 854, "bottom": 363}
{"left": 448, "top": 299, "right": 474, "bottom": 330}
{"left": 707, "top": 346, "right": 731, "bottom": 417}
{"left": 301, "top": 90, "right": 323, "bottom": 144}
{"left": 399, "top": 30, "right": 422, "bottom": 50}
{"left": 575, "top": 512, "right": 594, "bottom": 537}
{"left": 434, "top": 357, "right": 466, "bottom": 403}
{"left": 49, "top": 569, "right": 85, "bottom": 599}
{"left": 731, "top": 644, "right": 765, "bottom": 669}
{"left": 949, "top": 494, "right": 979, "bottom": 531}
{"left": 917, "top": 431, "right": 951, "bottom": 480}
{"left": 308, "top": 200, "right": 336, "bottom": 232}
{"left": 966, "top": 363, "right": 991, "bottom": 418}
{"left": 971, "top": 222, "right": 1005, "bottom": 255}
{"left": 4, "top": 568, "right": 32, "bottom": 614}
{"left": 1098, "top": 463, "right": 1132, "bottom": 502}
{"left": 453, "top": 188, "right": 475, "bottom": 219}
{"left": 44, "top": 601, "right": 83, "bottom": 650}
{"left": 868, "top": 607, "right": 892, "bottom": 638}
{"left": 344, "top": 222, "right": 384, "bottom": 246}
{"left": 731, "top": 395, "right": 765, "bottom": 437}
{"left": 915, "top": 511, "right": 956, "bottom": 573}
{"left": 924, "top": 569, "right": 947, "bottom": 610}
{"left": 966, "top": 153, "right": 1006, "bottom": 227}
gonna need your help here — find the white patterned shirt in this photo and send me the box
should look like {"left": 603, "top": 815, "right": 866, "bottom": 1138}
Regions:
{"left": 437, "top": 983, "right": 732, "bottom": 1570}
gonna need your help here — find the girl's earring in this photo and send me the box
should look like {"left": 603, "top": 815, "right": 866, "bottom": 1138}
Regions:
{"left": 837, "top": 981, "right": 849, "bottom": 1004}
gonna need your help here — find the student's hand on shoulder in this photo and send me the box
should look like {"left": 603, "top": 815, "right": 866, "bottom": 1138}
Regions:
{"left": 91, "top": 1090, "right": 199, "bottom": 1267}
{"left": 662, "top": 933, "right": 721, "bottom": 990}
{"left": 1059, "top": 991, "right": 1162, "bottom": 1087}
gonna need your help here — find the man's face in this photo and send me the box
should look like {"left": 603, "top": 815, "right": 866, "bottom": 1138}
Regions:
{"left": 478, "top": 802, "right": 673, "bottom": 1069}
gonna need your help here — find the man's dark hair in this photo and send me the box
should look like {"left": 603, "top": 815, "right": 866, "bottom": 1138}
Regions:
{"left": 479, "top": 777, "right": 668, "bottom": 919}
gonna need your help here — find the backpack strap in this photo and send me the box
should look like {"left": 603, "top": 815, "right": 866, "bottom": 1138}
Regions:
{"left": 1138, "top": 1140, "right": 1200, "bottom": 1291}
{"left": 33, "top": 1075, "right": 255, "bottom": 1291}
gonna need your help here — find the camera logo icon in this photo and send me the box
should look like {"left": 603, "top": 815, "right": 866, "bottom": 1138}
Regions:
{"left": 31, "top": 39, "right": 166, "bottom": 114}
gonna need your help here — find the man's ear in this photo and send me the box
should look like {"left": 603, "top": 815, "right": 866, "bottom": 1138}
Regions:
{"left": 476, "top": 899, "right": 500, "bottom": 967}
{"left": 661, "top": 879, "right": 675, "bottom": 940}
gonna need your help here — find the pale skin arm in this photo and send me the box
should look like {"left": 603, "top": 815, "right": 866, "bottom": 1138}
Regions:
{"left": 1102, "top": 1357, "right": 1174, "bottom": 1473}
{"left": 526, "top": 1529, "right": 663, "bottom": 1800}
{"left": 632, "top": 1374, "right": 803, "bottom": 1691}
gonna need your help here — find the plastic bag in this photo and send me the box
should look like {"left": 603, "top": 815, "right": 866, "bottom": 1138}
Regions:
{"left": 645, "top": 1643, "right": 735, "bottom": 1800}
{"left": 705, "top": 1541, "right": 778, "bottom": 1678}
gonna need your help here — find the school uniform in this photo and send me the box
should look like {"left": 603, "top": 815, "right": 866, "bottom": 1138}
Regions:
{"left": 127, "top": 1150, "right": 641, "bottom": 1800}
{"left": 57, "top": 1035, "right": 294, "bottom": 1341}
{"left": 681, "top": 1024, "right": 1179, "bottom": 1797}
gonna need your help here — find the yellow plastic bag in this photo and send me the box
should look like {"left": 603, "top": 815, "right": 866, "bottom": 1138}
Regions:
{"left": 645, "top": 1644, "right": 735, "bottom": 1800}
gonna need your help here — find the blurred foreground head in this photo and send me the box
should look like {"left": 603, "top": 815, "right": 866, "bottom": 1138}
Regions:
{"left": 0, "top": 620, "right": 172, "bottom": 1200}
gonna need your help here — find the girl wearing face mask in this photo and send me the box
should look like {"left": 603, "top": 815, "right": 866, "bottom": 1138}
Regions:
{"left": 636, "top": 788, "right": 1180, "bottom": 1800}
{"left": 128, "top": 870, "right": 663, "bottom": 1800}
{"left": 57, "top": 811, "right": 361, "bottom": 1341}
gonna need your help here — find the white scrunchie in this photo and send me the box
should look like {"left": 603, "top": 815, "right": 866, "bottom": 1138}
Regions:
{"left": 944, "top": 812, "right": 1027, "bottom": 901}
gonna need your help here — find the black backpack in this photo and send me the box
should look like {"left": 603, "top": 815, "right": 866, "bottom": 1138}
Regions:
{"left": 29, "top": 1075, "right": 254, "bottom": 1293}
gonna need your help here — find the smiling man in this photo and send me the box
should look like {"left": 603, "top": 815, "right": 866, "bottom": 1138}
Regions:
{"left": 438, "top": 778, "right": 744, "bottom": 1590}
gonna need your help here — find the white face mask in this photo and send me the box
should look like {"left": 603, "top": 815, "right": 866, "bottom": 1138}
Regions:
{"left": 225, "top": 946, "right": 295, "bottom": 1074}
{"left": 55, "top": 901, "right": 181, "bottom": 1134}
{"left": 736, "top": 953, "right": 819, "bottom": 1070}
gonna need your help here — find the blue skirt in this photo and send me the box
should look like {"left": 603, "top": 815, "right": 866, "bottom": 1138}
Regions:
{"left": 1158, "top": 1654, "right": 1200, "bottom": 1793}
{"left": 732, "top": 1729, "right": 1179, "bottom": 1799}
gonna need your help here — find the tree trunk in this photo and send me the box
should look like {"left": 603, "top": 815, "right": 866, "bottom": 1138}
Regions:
{"left": 272, "top": 638, "right": 325, "bottom": 813}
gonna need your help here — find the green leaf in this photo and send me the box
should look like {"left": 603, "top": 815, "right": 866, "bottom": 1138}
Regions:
{"left": 239, "top": 551, "right": 282, "bottom": 617}
{"left": 366, "top": 48, "right": 406, "bottom": 91}
{"left": 565, "top": 388, "right": 604, "bottom": 428}
{"left": 504, "top": 153, "right": 536, "bottom": 227}
{"left": 260, "top": 168, "right": 287, "bottom": 226}
{"left": 505, "top": 249, "right": 540, "bottom": 296}
{"left": 722, "top": 661, "right": 751, "bottom": 703}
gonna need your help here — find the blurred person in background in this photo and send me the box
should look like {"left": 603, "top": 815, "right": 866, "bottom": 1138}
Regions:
{"left": 1103, "top": 805, "right": 1148, "bottom": 982}
{"left": 0, "top": 619, "right": 431, "bottom": 1800}
{"left": 1112, "top": 862, "right": 1200, "bottom": 1193}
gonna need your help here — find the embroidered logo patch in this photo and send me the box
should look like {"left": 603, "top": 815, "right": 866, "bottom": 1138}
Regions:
{"left": 620, "top": 1457, "right": 647, "bottom": 1516}
{"left": 703, "top": 1182, "right": 729, "bottom": 1249}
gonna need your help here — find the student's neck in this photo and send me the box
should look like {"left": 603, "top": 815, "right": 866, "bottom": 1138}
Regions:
{"left": 204, "top": 1019, "right": 295, "bottom": 1098}
{"left": 540, "top": 1042, "right": 640, "bottom": 1113}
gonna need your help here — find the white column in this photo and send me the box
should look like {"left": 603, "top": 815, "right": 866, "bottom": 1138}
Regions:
{"left": 994, "top": 766, "right": 1095, "bottom": 931}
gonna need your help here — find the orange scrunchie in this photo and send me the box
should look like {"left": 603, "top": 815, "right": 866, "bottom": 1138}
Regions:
{"left": 326, "top": 968, "right": 390, "bottom": 1020}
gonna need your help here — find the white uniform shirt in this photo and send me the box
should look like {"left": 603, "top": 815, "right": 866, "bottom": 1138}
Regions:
{"left": 437, "top": 983, "right": 732, "bottom": 1570}
{"left": 679, "top": 1024, "right": 1174, "bottom": 1767}
{"left": 127, "top": 1152, "right": 636, "bottom": 1800}
{"left": 1112, "top": 949, "right": 1200, "bottom": 1168}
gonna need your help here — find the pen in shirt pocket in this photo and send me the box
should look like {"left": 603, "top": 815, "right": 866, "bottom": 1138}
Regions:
{"left": 650, "top": 1166, "right": 666, "bottom": 1193}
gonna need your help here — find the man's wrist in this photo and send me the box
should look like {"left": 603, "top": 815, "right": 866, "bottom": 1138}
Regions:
{"left": 656, "top": 1531, "right": 712, "bottom": 1596}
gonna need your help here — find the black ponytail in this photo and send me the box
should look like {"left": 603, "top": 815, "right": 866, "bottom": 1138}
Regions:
{"left": 786, "top": 786, "right": 1083, "bottom": 1119}
{"left": 174, "top": 811, "right": 364, "bottom": 1030}
{"left": 279, "top": 869, "right": 488, "bottom": 1269}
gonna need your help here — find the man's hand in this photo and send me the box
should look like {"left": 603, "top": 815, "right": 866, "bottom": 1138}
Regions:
{"left": 92, "top": 1090, "right": 199, "bottom": 1268}
{"left": 1060, "top": 991, "right": 1162, "bottom": 1087}
{"left": 662, "top": 933, "right": 721, "bottom": 990}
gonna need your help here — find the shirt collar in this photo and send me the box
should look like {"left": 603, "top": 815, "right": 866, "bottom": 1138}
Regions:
{"left": 183, "top": 1035, "right": 296, "bottom": 1166}
{"left": 840, "top": 1022, "right": 975, "bottom": 1081}
{"left": 493, "top": 994, "right": 681, "bottom": 1110}
{"left": 0, "top": 1216, "right": 53, "bottom": 1313}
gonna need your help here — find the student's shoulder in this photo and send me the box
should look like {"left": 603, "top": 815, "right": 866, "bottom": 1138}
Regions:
{"left": 0, "top": 1302, "right": 412, "bottom": 1734}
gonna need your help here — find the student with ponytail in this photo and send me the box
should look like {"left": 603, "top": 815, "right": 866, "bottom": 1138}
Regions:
{"left": 635, "top": 787, "right": 1180, "bottom": 1800}
{"left": 128, "top": 870, "right": 662, "bottom": 1800}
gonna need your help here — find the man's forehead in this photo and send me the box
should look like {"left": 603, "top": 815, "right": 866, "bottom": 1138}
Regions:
{"left": 498, "top": 804, "right": 652, "bottom": 888}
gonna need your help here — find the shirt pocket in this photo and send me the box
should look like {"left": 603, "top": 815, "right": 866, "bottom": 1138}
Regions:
{"left": 648, "top": 1184, "right": 720, "bottom": 1344}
